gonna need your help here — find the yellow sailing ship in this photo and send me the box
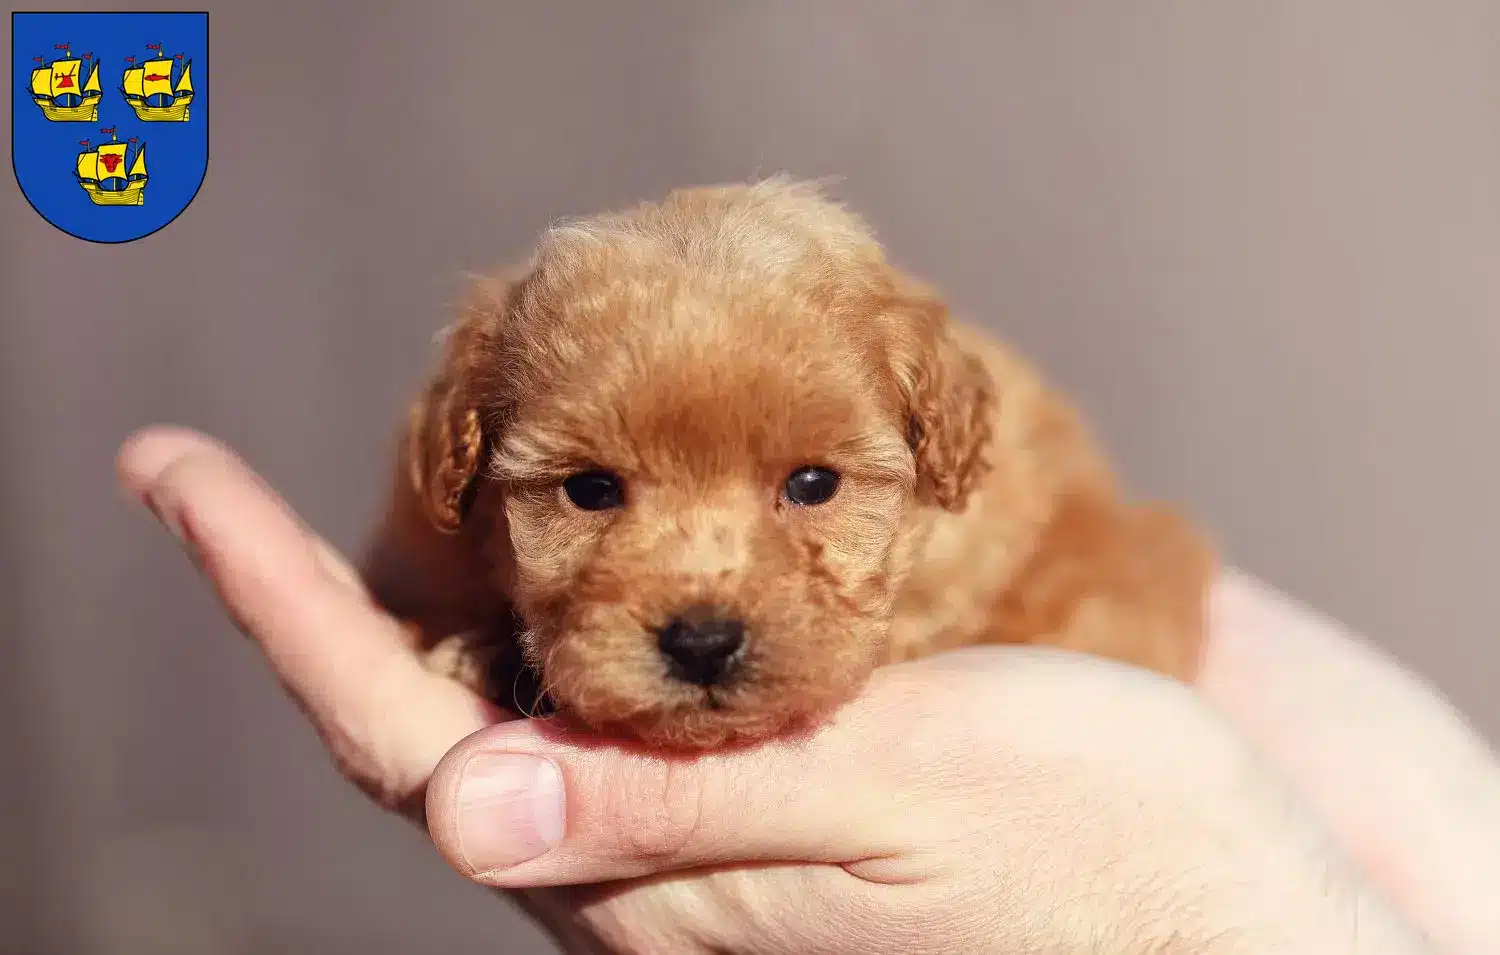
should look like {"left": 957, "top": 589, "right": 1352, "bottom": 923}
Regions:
{"left": 122, "top": 55, "right": 194, "bottom": 122}
{"left": 29, "top": 55, "right": 102, "bottom": 122}
{"left": 76, "top": 134, "right": 148, "bottom": 206}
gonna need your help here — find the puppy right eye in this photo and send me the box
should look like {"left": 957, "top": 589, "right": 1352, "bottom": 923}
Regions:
{"left": 784, "top": 466, "right": 840, "bottom": 506}
{"left": 562, "top": 470, "right": 625, "bottom": 511}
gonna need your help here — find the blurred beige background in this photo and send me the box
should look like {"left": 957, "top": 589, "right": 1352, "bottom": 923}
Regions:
{"left": 3, "top": 1, "right": 1497, "bottom": 952}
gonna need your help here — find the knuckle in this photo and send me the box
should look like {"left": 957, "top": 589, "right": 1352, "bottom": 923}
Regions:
{"left": 607, "top": 758, "right": 712, "bottom": 865}
{"left": 860, "top": 667, "right": 1026, "bottom": 797}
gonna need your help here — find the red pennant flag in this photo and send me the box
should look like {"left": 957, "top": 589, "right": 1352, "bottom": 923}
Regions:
{"left": 54, "top": 43, "right": 69, "bottom": 50}
{"left": 78, "top": 139, "right": 90, "bottom": 148}
{"left": 100, "top": 126, "right": 116, "bottom": 134}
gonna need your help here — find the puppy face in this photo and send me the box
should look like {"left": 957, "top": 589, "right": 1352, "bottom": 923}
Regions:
{"left": 407, "top": 180, "right": 992, "bottom": 748}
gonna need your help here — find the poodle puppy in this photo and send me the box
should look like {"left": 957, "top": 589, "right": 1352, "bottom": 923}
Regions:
{"left": 362, "top": 178, "right": 1214, "bottom": 750}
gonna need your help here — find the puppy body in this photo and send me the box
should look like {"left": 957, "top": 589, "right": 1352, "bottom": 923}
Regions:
{"left": 363, "top": 179, "right": 1212, "bottom": 749}
{"left": 886, "top": 325, "right": 1210, "bottom": 679}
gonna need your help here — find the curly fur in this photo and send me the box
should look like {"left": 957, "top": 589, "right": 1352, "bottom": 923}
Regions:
{"left": 361, "top": 178, "right": 1214, "bottom": 750}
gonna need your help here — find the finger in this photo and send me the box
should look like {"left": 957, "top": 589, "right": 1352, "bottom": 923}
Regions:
{"left": 1200, "top": 570, "right": 1500, "bottom": 953}
{"left": 119, "top": 425, "right": 500, "bottom": 809}
{"left": 423, "top": 649, "right": 1158, "bottom": 889}
{"left": 424, "top": 721, "right": 902, "bottom": 888}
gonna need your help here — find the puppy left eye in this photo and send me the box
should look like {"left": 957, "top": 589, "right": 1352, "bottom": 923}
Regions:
{"left": 563, "top": 470, "right": 625, "bottom": 511}
{"left": 784, "top": 466, "right": 840, "bottom": 506}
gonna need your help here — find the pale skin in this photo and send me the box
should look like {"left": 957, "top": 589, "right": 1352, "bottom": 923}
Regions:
{"left": 118, "top": 425, "right": 1500, "bottom": 955}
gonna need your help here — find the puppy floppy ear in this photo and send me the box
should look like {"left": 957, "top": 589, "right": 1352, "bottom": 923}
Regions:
{"left": 406, "top": 369, "right": 483, "bottom": 533}
{"left": 361, "top": 276, "right": 518, "bottom": 640}
{"left": 404, "top": 278, "right": 512, "bottom": 533}
{"left": 885, "top": 278, "right": 995, "bottom": 511}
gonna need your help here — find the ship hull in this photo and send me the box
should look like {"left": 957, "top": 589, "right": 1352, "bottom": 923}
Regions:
{"left": 31, "top": 94, "right": 101, "bottom": 123}
{"left": 123, "top": 93, "right": 193, "bottom": 123}
{"left": 79, "top": 182, "right": 147, "bottom": 206}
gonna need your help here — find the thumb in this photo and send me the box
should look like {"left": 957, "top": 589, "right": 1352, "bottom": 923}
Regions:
{"left": 424, "top": 682, "right": 950, "bottom": 887}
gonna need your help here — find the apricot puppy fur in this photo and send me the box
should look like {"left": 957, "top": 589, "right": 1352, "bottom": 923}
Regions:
{"left": 362, "top": 178, "right": 1214, "bottom": 750}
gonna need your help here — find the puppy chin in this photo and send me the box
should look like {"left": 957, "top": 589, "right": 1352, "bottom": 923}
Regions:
{"left": 531, "top": 628, "right": 881, "bottom": 751}
{"left": 588, "top": 702, "right": 821, "bottom": 751}
{"left": 571, "top": 681, "right": 866, "bottom": 751}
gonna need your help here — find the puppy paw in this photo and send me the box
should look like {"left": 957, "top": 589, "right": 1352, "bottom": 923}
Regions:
{"left": 421, "top": 631, "right": 494, "bottom": 697}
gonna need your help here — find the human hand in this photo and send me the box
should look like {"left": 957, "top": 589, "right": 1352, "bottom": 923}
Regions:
{"left": 119, "top": 425, "right": 1498, "bottom": 954}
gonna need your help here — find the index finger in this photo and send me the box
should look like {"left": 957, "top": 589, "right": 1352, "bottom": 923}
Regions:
{"left": 118, "top": 425, "right": 499, "bottom": 811}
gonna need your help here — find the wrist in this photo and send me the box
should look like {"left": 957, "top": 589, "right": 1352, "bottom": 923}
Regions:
{"left": 1139, "top": 817, "right": 1433, "bottom": 955}
{"left": 1032, "top": 736, "right": 1434, "bottom": 955}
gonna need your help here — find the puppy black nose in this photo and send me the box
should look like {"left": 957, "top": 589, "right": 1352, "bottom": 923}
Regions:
{"left": 656, "top": 611, "right": 746, "bottom": 686}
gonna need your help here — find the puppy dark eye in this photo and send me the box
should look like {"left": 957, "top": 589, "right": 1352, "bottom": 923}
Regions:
{"left": 784, "top": 466, "right": 840, "bottom": 506}
{"left": 563, "top": 470, "right": 624, "bottom": 511}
